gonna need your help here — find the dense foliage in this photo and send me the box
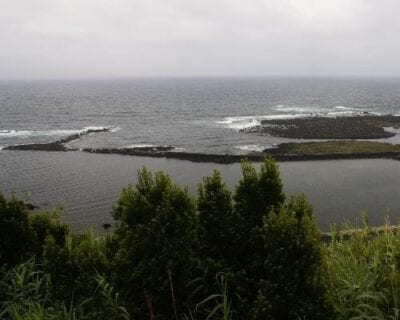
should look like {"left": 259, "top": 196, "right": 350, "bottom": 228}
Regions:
{"left": 1, "top": 156, "right": 396, "bottom": 319}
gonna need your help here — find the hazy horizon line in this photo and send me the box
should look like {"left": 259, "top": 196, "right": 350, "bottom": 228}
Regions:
{"left": 2, "top": 74, "right": 400, "bottom": 82}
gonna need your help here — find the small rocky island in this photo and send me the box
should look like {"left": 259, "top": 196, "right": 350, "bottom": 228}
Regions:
{"left": 241, "top": 114, "right": 400, "bottom": 139}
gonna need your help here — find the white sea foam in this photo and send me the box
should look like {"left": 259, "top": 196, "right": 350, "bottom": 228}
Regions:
{"left": 0, "top": 129, "right": 78, "bottom": 137}
{"left": 215, "top": 116, "right": 262, "bottom": 130}
{"left": 0, "top": 126, "right": 117, "bottom": 138}
{"left": 120, "top": 144, "right": 155, "bottom": 149}
{"left": 110, "top": 126, "right": 121, "bottom": 132}
{"left": 215, "top": 114, "right": 312, "bottom": 130}
{"left": 383, "top": 127, "right": 400, "bottom": 134}
{"left": 235, "top": 145, "right": 265, "bottom": 152}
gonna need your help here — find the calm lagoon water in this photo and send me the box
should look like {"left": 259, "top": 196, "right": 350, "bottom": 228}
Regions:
{"left": 1, "top": 150, "right": 399, "bottom": 233}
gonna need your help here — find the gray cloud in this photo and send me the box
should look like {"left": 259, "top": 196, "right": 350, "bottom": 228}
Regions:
{"left": 0, "top": 0, "right": 399, "bottom": 78}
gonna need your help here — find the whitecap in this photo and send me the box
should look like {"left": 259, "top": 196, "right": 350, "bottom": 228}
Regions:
{"left": 120, "top": 144, "right": 155, "bottom": 149}
{"left": 215, "top": 116, "right": 262, "bottom": 130}
{"left": 0, "top": 129, "right": 79, "bottom": 137}
{"left": 383, "top": 127, "right": 400, "bottom": 134}
{"left": 0, "top": 126, "right": 116, "bottom": 138}
{"left": 110, "top": 126, "right": 121, "bottom": 132}
{"left": 215, "top": 114, "right": 312, "bottom": 130}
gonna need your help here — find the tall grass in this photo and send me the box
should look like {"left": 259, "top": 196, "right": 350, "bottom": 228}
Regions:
{"left": 183, "top": 274, "right": 235, "bottom": 320}
{"left": 326, "top": 217, "right": 400, "bottom": 320}
{"left": 0, "top": 260, "right": 130, "bottom": 320}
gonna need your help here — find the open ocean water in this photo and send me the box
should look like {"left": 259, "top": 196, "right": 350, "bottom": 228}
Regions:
{"left": 1, "top": 77, "right": 400, "bottom": 232}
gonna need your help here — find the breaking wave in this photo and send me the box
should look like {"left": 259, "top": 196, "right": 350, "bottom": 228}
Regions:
{"left": 235, "top": 145, "right": 265, "bottom": 152}
{"left": 0, "top": 126, "right": 119, "bottom": 138}
{"left": 216, "top": 114, "right": 318, "bottom": 130}
{"left": 216, "top": 106, "right": 382, "bottom": 130}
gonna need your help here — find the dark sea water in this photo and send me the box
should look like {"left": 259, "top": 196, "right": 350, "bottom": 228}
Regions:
{"left": 1, "top": 77, "right": 400, "bottom": 232}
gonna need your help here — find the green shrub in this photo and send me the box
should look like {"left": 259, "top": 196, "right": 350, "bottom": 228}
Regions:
{"left": 197, "top": 170, "right": 236, "bottom": 264}
{"left": 0, "top": 193, "right": 34, "bottom": 267}
{"left": 252, "top": 199, "right": 332, "bottom": 319}
{"left": 112, "top": 167, "right": 199, "bottom": 319}
{"left": 43, "top": 229, "right": 112, "bottom": 305}
{"left": 233, "top": 157, "right": 285, "bottom": 230}
{"left": 30, "top": 211, "right": 70, "bottom": 259}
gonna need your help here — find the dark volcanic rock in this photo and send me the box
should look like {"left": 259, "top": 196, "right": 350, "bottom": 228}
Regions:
{"left": 102, "top": 223, "right": 112, "bottom": 230}
{"left": 17, "top": 200, "right": 38, "bottom": 210}
{"left": 241, "top": 115, "right": 400, "bottom": 139}
{"left": 58, "top": 127, "right": 111, "bottom": 144}
{"left": 82, "top": 147, "right": 264, "bottom": 163}
{"left": 5, "top": 142, "right": 68, "bottom": 151}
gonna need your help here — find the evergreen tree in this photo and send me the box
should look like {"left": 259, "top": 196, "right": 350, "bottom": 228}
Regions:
{"left": 112, "top": 167, "right": 198, "bottom": 320}
{"left": 229, "top": 157, "right": 286, "bottom": 316}
{"left": 286, "top": 193, "right": 313, "bottom": 220}
{"left": 197, "top": 170, "right": 235, "bottom": 263}
{"left": 234, "top": 156, "right": 285, "bottom": 230}
{"left": 252, "top": 197, "right": 332, "bottom": 320}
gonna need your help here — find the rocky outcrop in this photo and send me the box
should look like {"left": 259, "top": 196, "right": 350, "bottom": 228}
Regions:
{"left": 241, "top": 115, "right": 400, "bottom": 139}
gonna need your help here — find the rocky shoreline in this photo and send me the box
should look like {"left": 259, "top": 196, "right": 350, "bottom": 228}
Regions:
{"left": 3, "top": 117, "right": 400, "bottom": 163}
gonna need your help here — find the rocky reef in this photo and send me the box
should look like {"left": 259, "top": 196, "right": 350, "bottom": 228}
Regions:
{"left": 4, "top": 127, "right": 112, "bottom": 151}
{"left": 241, "top": 115, "right": 400, "bottom": 139}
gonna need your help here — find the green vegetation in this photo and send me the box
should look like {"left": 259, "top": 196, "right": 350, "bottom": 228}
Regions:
{"left": 0, "top": 156, "right": 399, "bottom": 319}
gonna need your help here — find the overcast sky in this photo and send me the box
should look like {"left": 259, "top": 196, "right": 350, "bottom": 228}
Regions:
{"left": 1, "top": 0, "right": 399, "bottom": 79}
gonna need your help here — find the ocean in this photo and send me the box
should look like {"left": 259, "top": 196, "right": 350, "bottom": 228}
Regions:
{"left": 1, "top": 77, "right": 400, "bottom": 232}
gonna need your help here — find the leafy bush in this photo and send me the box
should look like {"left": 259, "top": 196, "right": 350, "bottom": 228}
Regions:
{"left": 43, "top": 229, "right": 112, "bottom": 304}
{"left": 0, "top": 193, "right": 33, "bottom": 267}
{"left": 252, "top": 197, "right": 332, "bottom": 320}
{"left": 112, "top": 167, "right": 199, "bottom": 319}
{"left": 0, "top": 192, "right": 70, "bottom": 268}
{"left": 233, "top": 156, "right": 285, "bottom": 230}
{"left": 30, "top": 211, "right": 70, "bottom": 259}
